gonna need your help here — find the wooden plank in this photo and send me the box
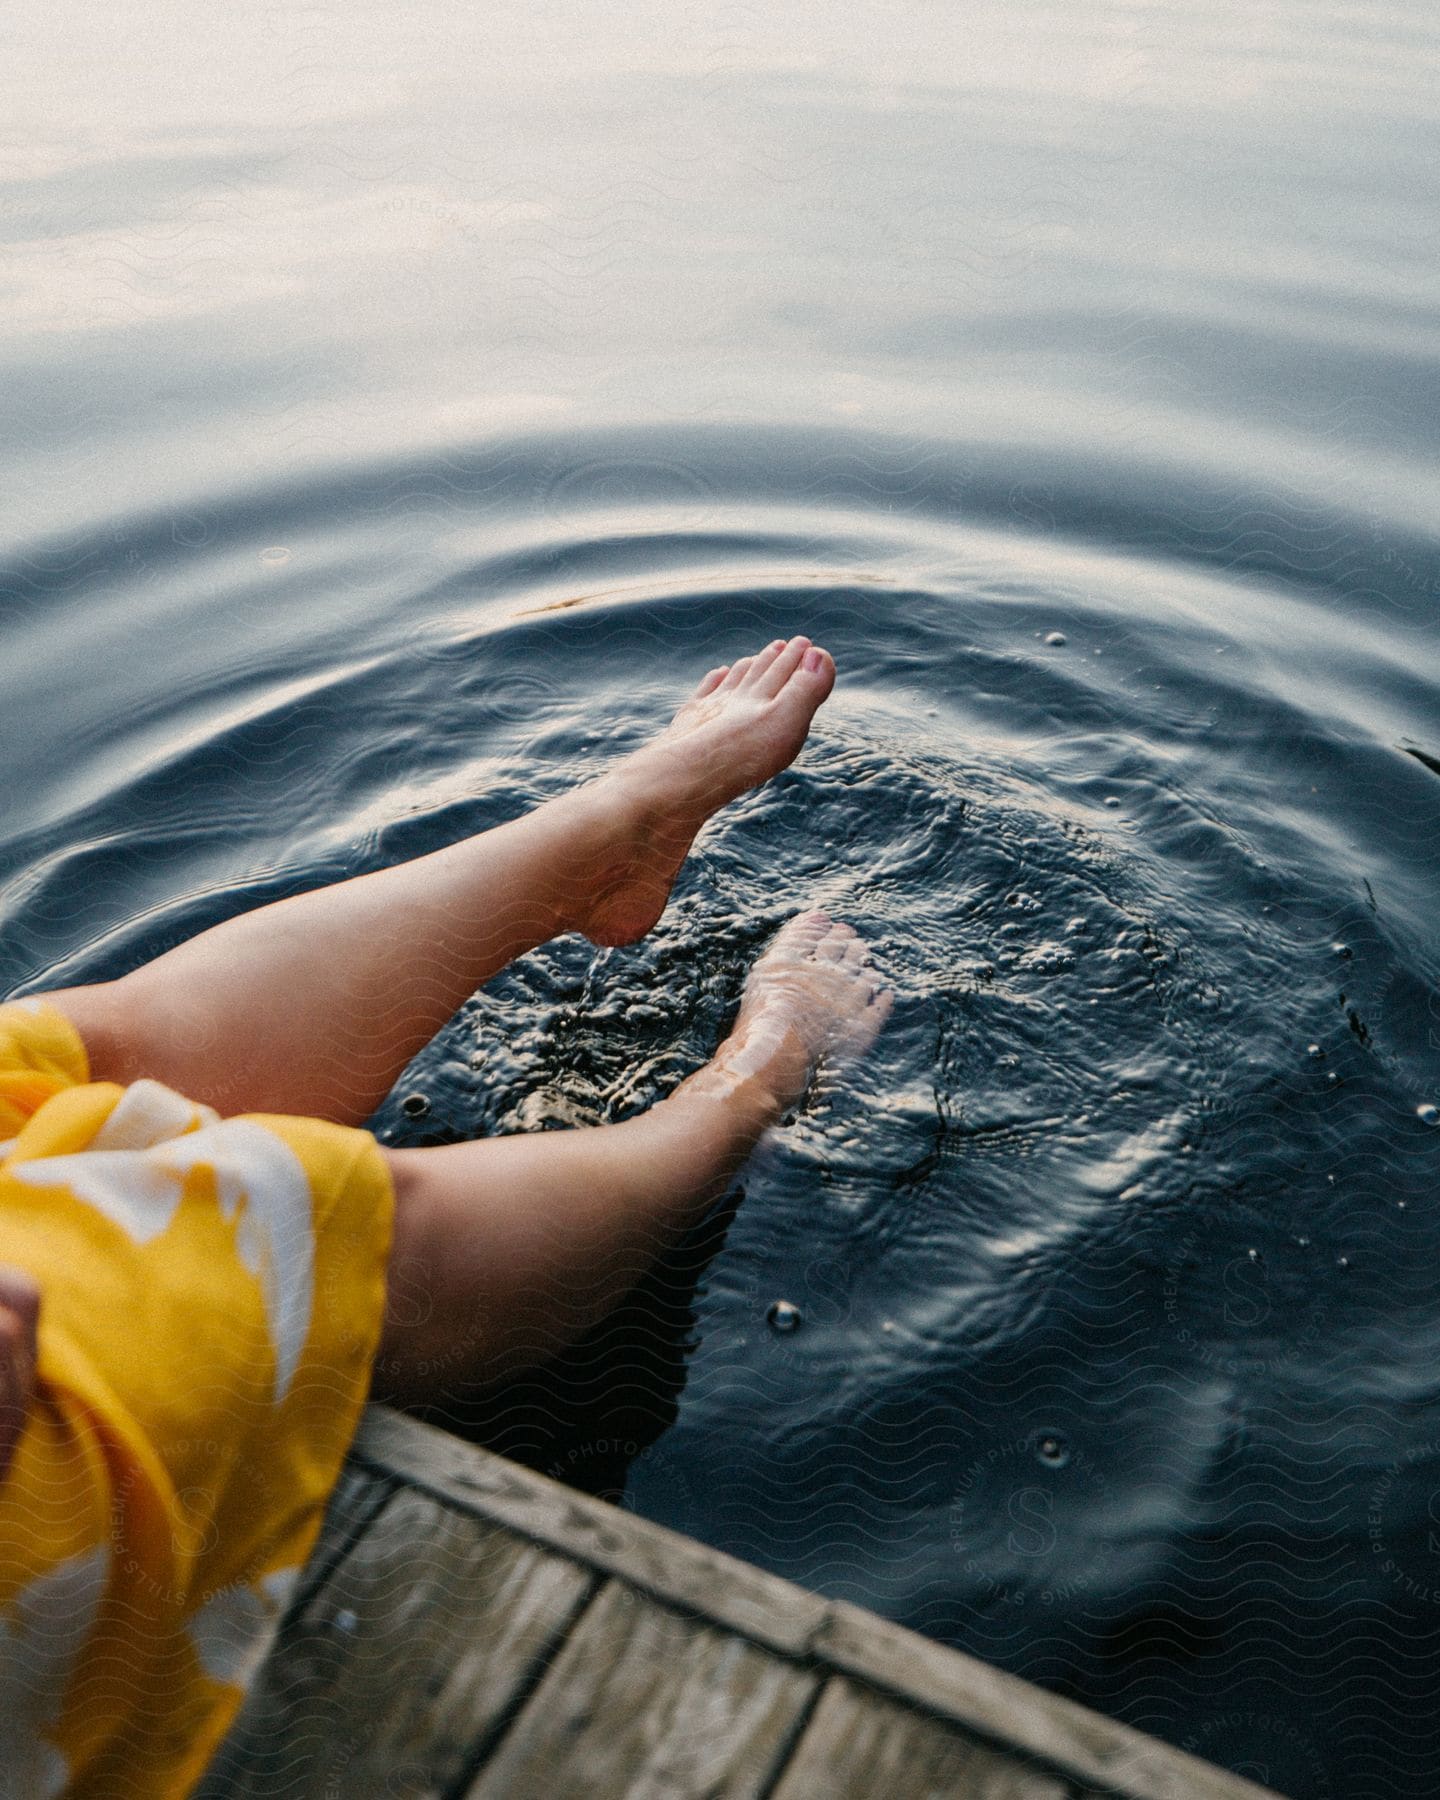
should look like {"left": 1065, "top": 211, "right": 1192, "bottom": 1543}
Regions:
{"left": 287, "top": 1460, "right": 393, "bottom": 1615}
{"left": 771, "top": 1676, "right": 1069, "bottom": 1800}
{"left": 352, "top": 1405, "right": 831, "bottom": 1657}
{"left": 465, "top": 1579, "right": 820, "bottom": 1799}
{"left": 353, "top": 1411, "right": 1281, "bottom": 1800}
{"left": 200, "top": 1487, "right": 595, "bottom": 1799}
{"left": 813, "top": 1603, "right": 1277, "bottom": 1800}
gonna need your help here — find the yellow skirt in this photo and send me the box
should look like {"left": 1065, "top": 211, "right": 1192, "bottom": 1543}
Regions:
{"left": 0, "top": 1001, "right": 394, "bottom": 1797}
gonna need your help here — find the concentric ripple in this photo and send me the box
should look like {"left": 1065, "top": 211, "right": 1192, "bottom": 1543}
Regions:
{"left": 4, "top": 437, "right": 1438, "bottom": 1798}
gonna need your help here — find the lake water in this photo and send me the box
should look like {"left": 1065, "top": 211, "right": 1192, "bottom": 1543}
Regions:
{"left": 4, "top": 4, "right": 1438, "bottom": 1794}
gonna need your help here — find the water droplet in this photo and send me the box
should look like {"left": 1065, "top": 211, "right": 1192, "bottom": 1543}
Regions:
{"left": 881, "top": 1319, "right": 896, "bottom": 1333}
{"left": 1333, "top": 942, "right": 1352, "bottom": 959}
{"left": 767, "top": 1300, "right": 802, "bottom": 1334}
{"left": 1337, "top": 1255, "right": 1351, "bottom": 1270}
{"left": 1307, "top": 1043, "right": 1325, "bottom": 1060}
{"left": 1035, "top": 1432, "right": 1071, "bottom": 1469}
{"left": 1297, "top": 1235, "right": 1311, "bottom": 1248}
{"left": 1247, "top": 1248, "right": 1260, "bottom": 1262}
{"left": 401, "top": 1092, "right": 430, "bottom": 1118}
{"left": 1418, "top": 1104, "right": 1439, "bottom": 1126}
{"left": 1104, "top": 796, "right": 1121, "bottom": 808}
{"left": 1327, "top": 1070, "right": 1340, "bottom": 1085}
{"left": 1045, "top": 631, "right": 1067, "bottom": 647}
{"left": 259, "top": 545, "right": 291, "bottom": 566}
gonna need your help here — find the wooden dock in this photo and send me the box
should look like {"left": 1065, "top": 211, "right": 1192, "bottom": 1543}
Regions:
{"left": 200, "top": 1407, "right": 1283, "bottom": 1800}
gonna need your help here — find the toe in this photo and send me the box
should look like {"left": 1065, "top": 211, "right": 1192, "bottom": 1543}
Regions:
{"left": 794, "top": 643, "right": 836, "bottom": 702}
{"left": 841, "top": 937, "right": 870, "bottom": 969}
{"left": 815, "top": 924, "right": 855, "bottom": 963}
{"left": 720, "top": 656, "right": 755, "bottom": 691}
{"left": 694, "top": 665, "right": 730, "bottom": 699}
{"left": 755, "top": 635, "right": 811, "bottom": 698}
{"left": 743, "top": 640, "right": 788, "bottom": 688}
{"left": 772, "top": 911, "right": 831, "bottom": 955}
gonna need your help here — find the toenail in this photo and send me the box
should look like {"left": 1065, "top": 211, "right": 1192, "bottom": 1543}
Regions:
{"left": 803, "top": 648, "right": 823, "bottom": 672}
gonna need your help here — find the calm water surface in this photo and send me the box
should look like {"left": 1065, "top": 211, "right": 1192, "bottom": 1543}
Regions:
{"left": 4, "top": 5, "right": 1439, "bottom": 1795}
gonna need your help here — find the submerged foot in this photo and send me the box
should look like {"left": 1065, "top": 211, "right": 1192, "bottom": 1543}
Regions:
{"left": 711, "top": 911, "right": 893, "bottom": 1113}
{"left": 576, "top": 636, "right": 836, "bottom": 946}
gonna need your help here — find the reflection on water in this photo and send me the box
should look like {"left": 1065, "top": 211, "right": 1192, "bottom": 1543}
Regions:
{"left": 4, "top": 3, "right": 1438, "bottom": 1794}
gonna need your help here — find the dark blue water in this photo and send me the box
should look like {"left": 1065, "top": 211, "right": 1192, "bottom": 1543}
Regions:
{"left": 4, "top": 6, "right": 1438, "bottom": 1795}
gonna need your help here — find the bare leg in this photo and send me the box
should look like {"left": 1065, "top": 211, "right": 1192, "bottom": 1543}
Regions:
{"left": 38, "top": 638, "right": 835, "bottom": 1124}
{"left": 372, "top": 913, "right": 892, "bottom": 1402}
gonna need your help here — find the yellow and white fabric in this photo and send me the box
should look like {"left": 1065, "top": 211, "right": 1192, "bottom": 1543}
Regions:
{"left": 0, "top": 1001, "right": 394, "bottom": 1797}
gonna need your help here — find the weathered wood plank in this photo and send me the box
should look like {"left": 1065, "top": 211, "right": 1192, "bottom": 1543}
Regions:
{"left": 465, "top": 1578, "right": 820, "bottom": 1799}
{"left": 353, "top": 1409, "right": 1280, "bottom": 1800}
{"left": 771, "top": 1675, "right": 1069, "bottom": 1800}
{"left": 200, "top": 1487, "right": 594, "bottom": 1799}
{"left": 352, "top": 1405, "right": 831, "bottom": 1657}
{"left": 812, "top": 1602, "right": 1274, "bottom": 1800}
{"left": 287, "top": 1460, "right": 394, "bottom": 1615}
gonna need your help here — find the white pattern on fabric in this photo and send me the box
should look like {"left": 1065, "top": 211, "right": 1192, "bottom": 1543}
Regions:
{"left": 186, "top": 1566, "right": 300, "bottom": 1690}
{"left": 11, "top": 1119, "right": 316, "bottom": 1402}
{"left": 92, "top": 1080, "right": 219, "bottom": 1152}
{"left": 157, "top": 1122, "right": 315, "bottom": 1401}
{"left": 10, "top": 1149, "right": 188, "bottom": 1246}
{"left": 0, "top": 1547, "right": 109, "bottom": 1800}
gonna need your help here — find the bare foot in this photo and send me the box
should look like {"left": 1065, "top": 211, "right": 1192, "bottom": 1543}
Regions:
{"left": 0, "top": 1265, "right": 40, "bottom": 1489}
{"left": 575, "top": 636, "right": 836, "bottom": 946}
{"left": 709, "top": 911, "right": 893, "bottom": 1113}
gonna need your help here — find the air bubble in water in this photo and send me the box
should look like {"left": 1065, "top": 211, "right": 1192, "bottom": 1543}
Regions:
{"left": 401, "top": 1092, "right": 430, "bottom": 1118}
{"left": 1045, "top": 631, "right": 1067, "bottom": 646}
{"left": 767, "top": 1300, "right": 802, "bottom": 1334}
{"left": 1418, "top": 1104, "right": 1439, "bottom": 1126}
{"left": 259, "top": 545, "right": 291, "bottom": 566}
{"left": 1035, "top": 1432, "right": 1071, "bottom": 1468}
